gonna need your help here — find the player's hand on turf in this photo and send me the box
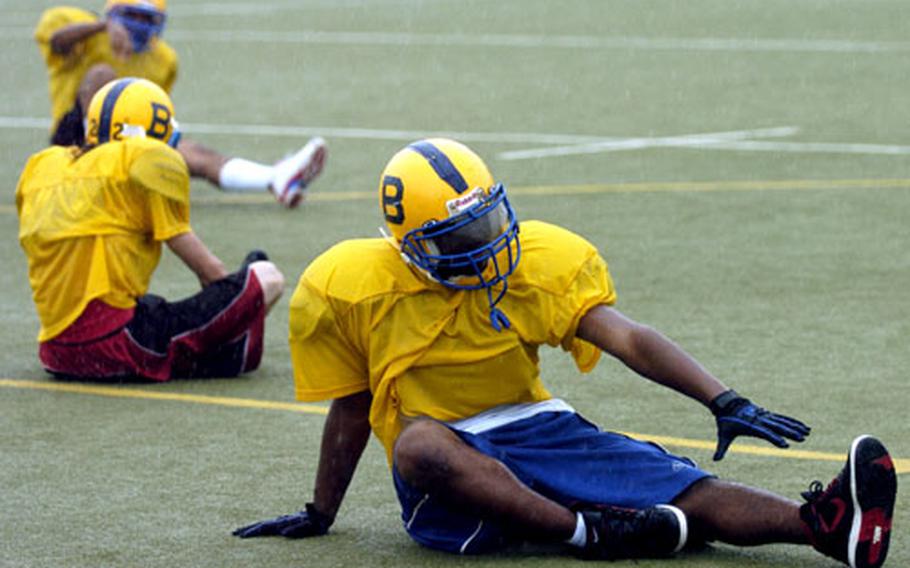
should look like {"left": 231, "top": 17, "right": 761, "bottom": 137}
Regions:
{"left": 232, "top": 503, "right": 332, "bottom": 538}
{"left": 709, "top": 389, "right": 810, "bottom": 461}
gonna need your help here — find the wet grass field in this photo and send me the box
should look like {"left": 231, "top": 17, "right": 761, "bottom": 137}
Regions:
{"left": 1, "top": 1, "right": 908, "bottom": 566}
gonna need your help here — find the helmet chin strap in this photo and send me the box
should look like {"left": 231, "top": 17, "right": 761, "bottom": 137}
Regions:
{"left": 485, "top": 281, "right": 511, "bottom": 332}
{"left": 381, "top": 226, "right": 512, "bottom": 332}
{"left": 489, "top": 308, "right": 511, "bottom": 332}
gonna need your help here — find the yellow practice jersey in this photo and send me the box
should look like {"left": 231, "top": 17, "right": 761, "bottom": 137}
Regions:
{"left": 16, "top": 138, "right": 191, "bottom": 341}
{"left": 35, "top": 6, "right": 178, "bottom": 126}
{"left": 289, "top": 221, "right": 617, "bottom": 462}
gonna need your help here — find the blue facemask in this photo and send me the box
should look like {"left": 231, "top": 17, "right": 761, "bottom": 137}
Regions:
{"left": 399, "top": 183, "right": 521, "bottom": 331}
{"left": 107, "top": 5, "right": 166, "bottom": 53}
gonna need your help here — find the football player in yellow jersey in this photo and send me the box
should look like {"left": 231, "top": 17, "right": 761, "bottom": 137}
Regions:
{"left": 17, "top": 77, "right": 286, "bottom": 382}
{"left": 234, "top": 140, "right": 896, "bottom": 567}
{"left": 35, "top": 0, "right": 327, "bottom": 208}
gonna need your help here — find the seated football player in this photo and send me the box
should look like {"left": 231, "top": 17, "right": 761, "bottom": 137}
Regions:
{"left": 34, "top": 0, "right": 325, "bottom": 208}
{"left": 17, "top": 77, "right": 285, "bottom": 381}
{"left": 232, "top": 139, "right": 898, "bottom": 568}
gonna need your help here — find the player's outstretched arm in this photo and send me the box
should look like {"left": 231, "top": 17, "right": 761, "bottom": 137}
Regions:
{"left": 576, "top": 304, "right": 809, "bottom": 460}
{"left": 576, "top": 305, "right": 728, "bottom": 403}
{"left": 48, "top": 20, "right": 106, "bottom": 54}
{"left": 234, "top": 390, "right": 373, "bottom": 539}
{"left": 166, "top": 231, "right": 228, "bottom": 287}
{"left": 49, "top": 18, "right": 131, "bottom": 59}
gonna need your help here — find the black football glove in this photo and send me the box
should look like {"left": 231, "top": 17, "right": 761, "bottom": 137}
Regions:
{"left": 232, "top": 503, "right": 332, "bottom": 539}
{"left": 710, "top": 389, "right": 811, "bottom": 461}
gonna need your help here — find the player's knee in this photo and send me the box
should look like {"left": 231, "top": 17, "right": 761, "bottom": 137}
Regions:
{"left": 672, "top": 476, "right": 728, "bottom": 512}
{"left": 79, "top": 64, "right": 117, "bottom": 108}
{"left": 394, "top": 420, "right": 454, "bottom": 486}
{"left": 249, "top": 261, "right": 285, "bottom": 306}
{"left": 176, "top": 139, "right": 229, "bottom": 183}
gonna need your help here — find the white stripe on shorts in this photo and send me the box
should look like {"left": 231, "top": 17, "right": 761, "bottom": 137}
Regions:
{"left": 446, "top": 398, "right": 576, "bottom": 434}
{"left": 460, "top": 520, "right": 485, "bottom": 555}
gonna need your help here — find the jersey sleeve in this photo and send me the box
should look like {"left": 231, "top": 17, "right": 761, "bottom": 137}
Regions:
{"left": 514, "top": 222, "right": 617, "bottom": 373}
{"left": 128, "top": 142, "right": 191, "bottom": 241}
{"left": 557, "top": 253, "right": 617, "bottom": 372}
{"left": 161, "top": 47, "right": 178, "bottom": 93}
{"left": 34, "top": 7, "right": 96, "bottom": 62}
{"left": 15, "top": 153, "right": 40, "bottom": 212}
{"left": 289, "top": 268, "right": 370, "bottom": 403}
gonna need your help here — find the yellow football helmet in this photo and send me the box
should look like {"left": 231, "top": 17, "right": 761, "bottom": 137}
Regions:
{"left": 378, "top": 138, "right": 521, "bottom": 331}
{"left": 105, "top": 0, "right": 166, "bottom": 8}
{"left": 104, "top": 0, "right": 167, "bottom": 52}
{"left": 105, "top": 0, "right": 166, "bottom": 9}
{"left": 85, "top": 77, "right": 180, "bottom": 148}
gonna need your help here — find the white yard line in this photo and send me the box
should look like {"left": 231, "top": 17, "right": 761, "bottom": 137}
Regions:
{"left": 0, "top": 116, "right": 615, "bottom": 145}
{"left": 154, "top": 31, "right": 910, "bottom": 54}
{"left": 3, "top": 116, "right": 908, "bottom": 158}
{"left": 497, "top": 127, "right": 799, "bottom": 160}
{"left": 1, "top": 26, "right": 909, "bottom": 53}
{"left": 168, "top": 0, "right": 429, "bottom": 15}
{"left": 689, "top": 139, "right": 910, "bottom": 156}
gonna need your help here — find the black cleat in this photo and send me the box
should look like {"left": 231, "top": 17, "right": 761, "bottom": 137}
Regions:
{"left": 578, "top": 504, "right": 687, "bottom": 560}
{"left": 240, "top": 249, "right": 269, "bottom": 272}
{"left": 800, "top": 435, "right": 897, "bottom": 568}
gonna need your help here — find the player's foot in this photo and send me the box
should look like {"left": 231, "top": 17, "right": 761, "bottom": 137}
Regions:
{"left": 270, "top": 137, "right": 327, "bottom": 209}
{"left": 800, "top": 435, "right": 896, "bottom": 568}
{"left": 578, "top": 504, "right": 687, "bottom": 560}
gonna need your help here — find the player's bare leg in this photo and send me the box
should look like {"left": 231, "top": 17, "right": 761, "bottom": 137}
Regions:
{"left": 675, "top": 436, "right": 896, "bottom": 568}
{"left": 74, "top": 66, "right": 325, "bottom": 203}
{"left": 395, "top": 420, "right": 808, "bottom": 546}
{"left": 76, "top": 66, "right": 230, "bottom": 185}
{"left": 672, "top": 478, "right": 806, "bottom": 545}
{"left": 176, "top": 138, "right": 230, "bottom": 186}
{"left": 394, "top": 418, "right": 577, "bottom": 541}
{"left": 178, "top": 137, "right": 327, "bottom": 207}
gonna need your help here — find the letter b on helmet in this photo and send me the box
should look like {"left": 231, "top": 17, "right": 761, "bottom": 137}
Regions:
{"left": 85, "top": 78, "right": 180, "bottom": 148}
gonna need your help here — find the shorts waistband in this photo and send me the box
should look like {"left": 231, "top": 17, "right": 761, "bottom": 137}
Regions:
{"left": 446, "top": 398, "right": 576, "bottom": 435}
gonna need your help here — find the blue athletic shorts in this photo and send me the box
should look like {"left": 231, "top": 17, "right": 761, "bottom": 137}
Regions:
{"left": 392, "top": 405, "right": 712, "bottom": 554}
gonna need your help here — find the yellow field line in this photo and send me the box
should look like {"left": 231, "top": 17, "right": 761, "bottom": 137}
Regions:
{"left": 192, "top": 177, "right": 910, "bottom": 203}
{"left": 198, "top": 177, "right": 910, "bottom": 204}
{"left": 0, "top": 378, "right": 328, "bottom": 415}
{"left": 3, "top": 378, "right": 906, "bottom": 473}
{"left": 624, "top": 432, "right": 909, "bottom": 474}
{"left": 0, "top": 177, "right": 908, "bottom": 213}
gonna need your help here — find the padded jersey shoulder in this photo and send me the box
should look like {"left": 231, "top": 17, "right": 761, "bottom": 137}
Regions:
{"left": 303, "top": 237, "right": 430, "bottom": 304}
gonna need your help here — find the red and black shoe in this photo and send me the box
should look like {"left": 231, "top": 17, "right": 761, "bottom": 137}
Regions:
{"left": 800, "top": 435, "right": 897, "bottom": 568}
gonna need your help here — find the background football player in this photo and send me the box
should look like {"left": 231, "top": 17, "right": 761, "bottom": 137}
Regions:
{"left": 34, "top": 0, "right": 325, "bottom": 208}
{"left": 17, "top": 77, "right": 285, "bottom": 381}
{"left": 233, "top": 139, "right": 897, "bottom": 568}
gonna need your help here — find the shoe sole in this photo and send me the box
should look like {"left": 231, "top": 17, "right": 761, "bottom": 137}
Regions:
{"left": 285, "top": 141, "right": 327, "bottom": 209}
{"left": 848, "top": 435, "right": 897, "bottom": 568}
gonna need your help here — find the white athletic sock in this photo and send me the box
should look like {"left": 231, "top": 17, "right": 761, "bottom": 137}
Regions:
{"left": 217, "top": 158, "right": 274, "bottom": 192}
{"left": 565, "top": 512, "right": 587, "bottom": 548}
{"left": 656, "top": 504, "right": 688, "bottom": 553}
